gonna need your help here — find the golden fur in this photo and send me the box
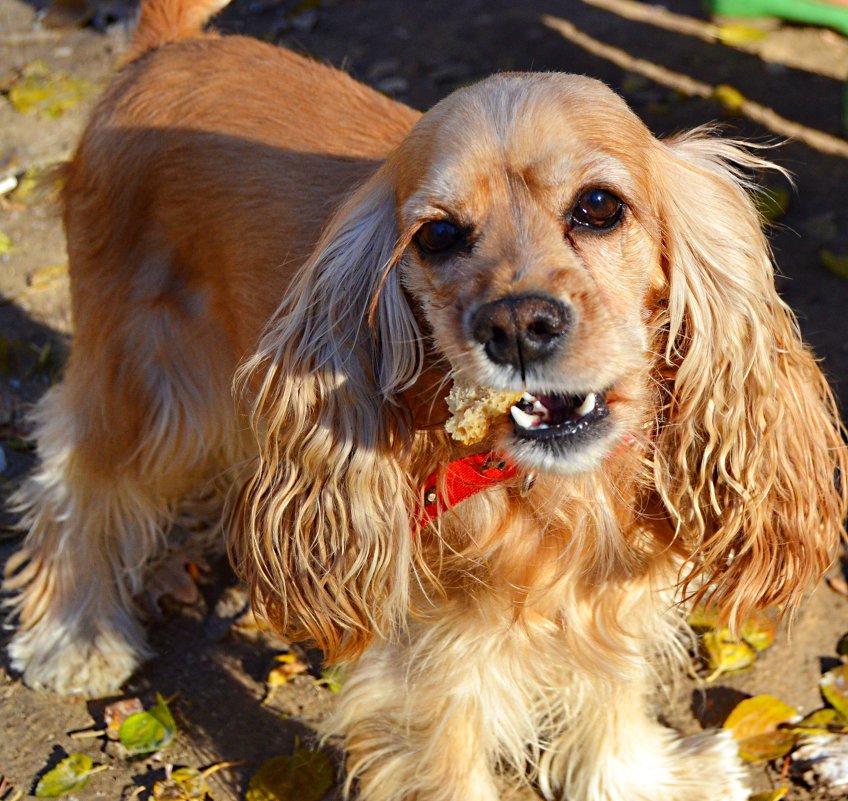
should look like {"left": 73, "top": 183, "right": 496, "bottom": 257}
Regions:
{"left": 5, "top": 1, "right": 847, "bottom": 799}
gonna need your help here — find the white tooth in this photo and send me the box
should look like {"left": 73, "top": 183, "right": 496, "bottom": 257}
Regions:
{"left": 510, "top": 405, "right": 538, "bottom": 429}
{"left": 522, "top": 392, "right": 536, "bottom": 402}
{"left": 532, "top": 400, "right": 546, "bottom": 414}
{"left": 575, "top": 392, "right": 596, "bottom": 417}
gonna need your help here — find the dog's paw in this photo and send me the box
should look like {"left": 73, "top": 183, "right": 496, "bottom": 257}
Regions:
{"left": 8, "top": 616, "right": 148, "bottom": 697}
{"left": 673, "top": 730, "right": 749, "bottom": 801}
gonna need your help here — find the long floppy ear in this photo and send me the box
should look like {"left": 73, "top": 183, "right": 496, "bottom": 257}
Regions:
{"left": 651, "top": 130, "right": 847, "bottom": 626}
{"left": 231, "top": 164, "right": 424, "bottom": 663}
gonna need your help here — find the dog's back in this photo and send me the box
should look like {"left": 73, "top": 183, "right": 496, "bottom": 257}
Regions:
{"left": 6, "top": 0, "right": 418, "bottom": 695}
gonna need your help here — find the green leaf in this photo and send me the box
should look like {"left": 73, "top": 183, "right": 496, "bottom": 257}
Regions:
{"left": 821, "top": 665, "right": 848, "bottom": 718}
{"left": 313, "top": 666, "right": 345, "bottom": 693}
{"left": 753, "top": 186, "right": 790, "bottom": 223}
{"left": 246, "top": 748, "right": 334, "bottom": 801}
{"left": 820, "top": 250, "right": 848, "bottom": 280}
{"left": 789, "top": 707, "right": 848, "bottom": 735}
{"left": 119, "top": 693, "right": 177, "bottom": 756}
{"left": 35, "top": 754, "right": 101, "bottom": 798}
{"left": 0, "top": 231, "right": 13, "bottom": 256}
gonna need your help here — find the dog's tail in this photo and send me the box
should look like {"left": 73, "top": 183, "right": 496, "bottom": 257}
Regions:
{"left": 128, "top": 0, "right": 232, "bottom": 60}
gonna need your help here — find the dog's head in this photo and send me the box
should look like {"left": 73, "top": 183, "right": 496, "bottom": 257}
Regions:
{"left": 233, "top": 73, "right": 847, "bottom": 660}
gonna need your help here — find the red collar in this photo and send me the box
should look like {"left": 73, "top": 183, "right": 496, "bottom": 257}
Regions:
{"left": 416, "top": 453, "right": 518, "bottom": 533}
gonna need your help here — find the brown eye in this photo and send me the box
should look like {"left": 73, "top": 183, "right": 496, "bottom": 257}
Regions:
{"left": 570, "top": 188, "right": 624, "bottom": 230}
{"left": 414, "top": 219, "right": 465, "bottom": 255}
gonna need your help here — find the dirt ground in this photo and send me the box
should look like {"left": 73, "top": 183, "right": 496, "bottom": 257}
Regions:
{"left": 1, "top": 0, "right": 847, "bottom": 799}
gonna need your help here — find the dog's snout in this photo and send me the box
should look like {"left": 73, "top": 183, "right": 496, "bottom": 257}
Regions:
{"left": 472, "top": 295, "right": 570, "bottom": 369}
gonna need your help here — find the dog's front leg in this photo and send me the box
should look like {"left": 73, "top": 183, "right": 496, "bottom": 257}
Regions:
{"left": 327, "top": 632, "right": 515, "bottom": 801}
{"left": 541, "top": 667, "right": 750, "bottom": 801}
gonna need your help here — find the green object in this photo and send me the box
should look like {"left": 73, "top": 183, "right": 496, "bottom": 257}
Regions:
{"left": 35, "top": 754, "right": 99, "bottom": 798}
{"left": 709, "top": 0, "right": 848, "bottom": 35}
{"left": 119, "top": 693, "right": 177, "bottom": 756}
{"left": 246, "top": 748, "right": 334, "bottom": 801}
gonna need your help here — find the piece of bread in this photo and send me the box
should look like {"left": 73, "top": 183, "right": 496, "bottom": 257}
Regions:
{"left": 445, "top": 382, "right": 523, "bottom": 445}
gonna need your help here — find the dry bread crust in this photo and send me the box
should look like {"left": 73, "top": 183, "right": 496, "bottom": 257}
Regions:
{"left": 445, "top": 383, "right": 523, "bottom": 445}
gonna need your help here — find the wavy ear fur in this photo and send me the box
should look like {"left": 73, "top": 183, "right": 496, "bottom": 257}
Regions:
{"left": 651, "top": 130, "right": 847, "bottom": 625}
{"left": 232, "top": 165, "right": 423, "bottom": 663}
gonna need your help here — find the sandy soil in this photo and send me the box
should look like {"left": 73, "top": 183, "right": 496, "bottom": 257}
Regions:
{"left": 1, "top": 0, "right": 847, "bottom": 798}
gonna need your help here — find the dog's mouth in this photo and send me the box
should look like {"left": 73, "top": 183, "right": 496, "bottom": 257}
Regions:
{"left": 509, "top": 390, "right": 610, "bottom": 443}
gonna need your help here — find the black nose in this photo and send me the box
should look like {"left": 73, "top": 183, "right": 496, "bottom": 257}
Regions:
{"left": 471, "top": 295, "right": 570, "bottom": 370}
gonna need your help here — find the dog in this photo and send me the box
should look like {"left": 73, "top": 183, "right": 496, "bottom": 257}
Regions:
{"left": 5, "top": 1, "right": 847, "bottom": 799}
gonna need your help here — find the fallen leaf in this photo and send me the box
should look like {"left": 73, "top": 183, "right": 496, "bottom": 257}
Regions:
{"left": 41, "top": 0, "right": 94, "bottom": 29}
{"left": 821, "top": 250, "right": 848, "bottom": 280}
{"left": 822, "top": 665, "right": 848, "bottom": 718}
{"left": 713, "top": 84, "right": 746, "bottom": 113}
{"left": 724, "top": 695, "right": 800, "bottom": 764}
{"left": 724, "top": 695, "right": 799, "bottom": 740}
{"left": 152, "top": 767, "right": 208, "bottom": 801}
{"left": 717, "top": 24, "right": 767, "bottom": 45}
{"left": 267, "top": 653, "right": 308, "bottom": 687}
{"left": 7, "top": 61, "right": 94, "bottom": 119}
{"left": 737, "top": 730, "right": 798, "bottom": 763}
{"left": 753, "top": 186, "right": 790, "bottom": 222}
{"left": 12, "top": 164, "right": 62, "bottom": 205}
{"left": 790, "top": 707, "right": 848, "bottom": 735}
{"left": 313, "top": 666, "right": 345, "bottom": 693}
{"left": 35, "top": 754, "right": 105, "bottom": 798}
{"left": 104, "top": 697, "right": 145, "bottom": 739}
{"left": 246, "top": 747, "right": 334, "bottom": 801}
{"left": 26, "top": 263, "right": 68, "bottom": 290}
{"left": 686, "top": 605, "right": 720, "bottom": 632}
{"left": 703, "top": 629, "right": 757, "bottom": 677}
{"left": 748, "top": 788, "right": 788, "bottom": 801}
{"left": 740, "top": 609, "right": 777, "bottom": 652}
{"left": 0, "top": 231, "right": 12, "bottom": 256}
{"left": 119, "top": 693, "right": 177, "bottom": 756}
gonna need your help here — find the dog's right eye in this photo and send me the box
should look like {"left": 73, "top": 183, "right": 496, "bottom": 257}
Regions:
{"left": 414, "top": 220, "right": 465, "bottom": 255}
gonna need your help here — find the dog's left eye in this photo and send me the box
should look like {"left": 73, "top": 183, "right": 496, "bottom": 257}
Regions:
{"left": 570, "top": 188, "right": 624, "bottom": 230}
{"left": 414, "top": 220, "right": 465, "bottom": 255}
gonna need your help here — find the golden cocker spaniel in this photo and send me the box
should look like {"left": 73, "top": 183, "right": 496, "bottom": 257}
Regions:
{"left": 6, "top": 1, "right": 847, "bottom": 799}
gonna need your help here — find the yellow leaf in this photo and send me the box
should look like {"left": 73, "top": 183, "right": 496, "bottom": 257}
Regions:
{"left": 246, "top": 748, "right": 334, "bottom": 801}
{"left": 821, "top": 665, "right": 848, "bottom": 718}
{"left": 724, "top": 695, "right": 800, "bottom": 764}
{"left": 740, "top": 609, "right": 777, "bottom": 652}
{"left": 267, "top": 653, "right": 308, "bottom": 687}
{"left": 703, "top": 630, "right": 756, "bottom": 676}
{"left": 737, "top": 730, "right": 798, "bottom": 763}
{"left": 724, "top": 694, "right": 798, "bottom": 740}
{"left": 686, "top": 605, "right": 720, "bottom": 631}
{"left": 713, "top": 84, "right": 746, "bottom": 113}
{"left": 8, "top": 62, "right": 93, "bottom": 118}
{"left": 748, "top": 788, "right": 788, "bottom": 801}
{"left": 0, "top": 231, "right": 13, "bottom": 256}
{"left": 717, "top": 24, "right": 767, "bottom": 46}
{"left": 27, "top": 263, "right": 68, "bottom": 290}
{"left": 152, "top": 768, "right": 209, "bottom": 801}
